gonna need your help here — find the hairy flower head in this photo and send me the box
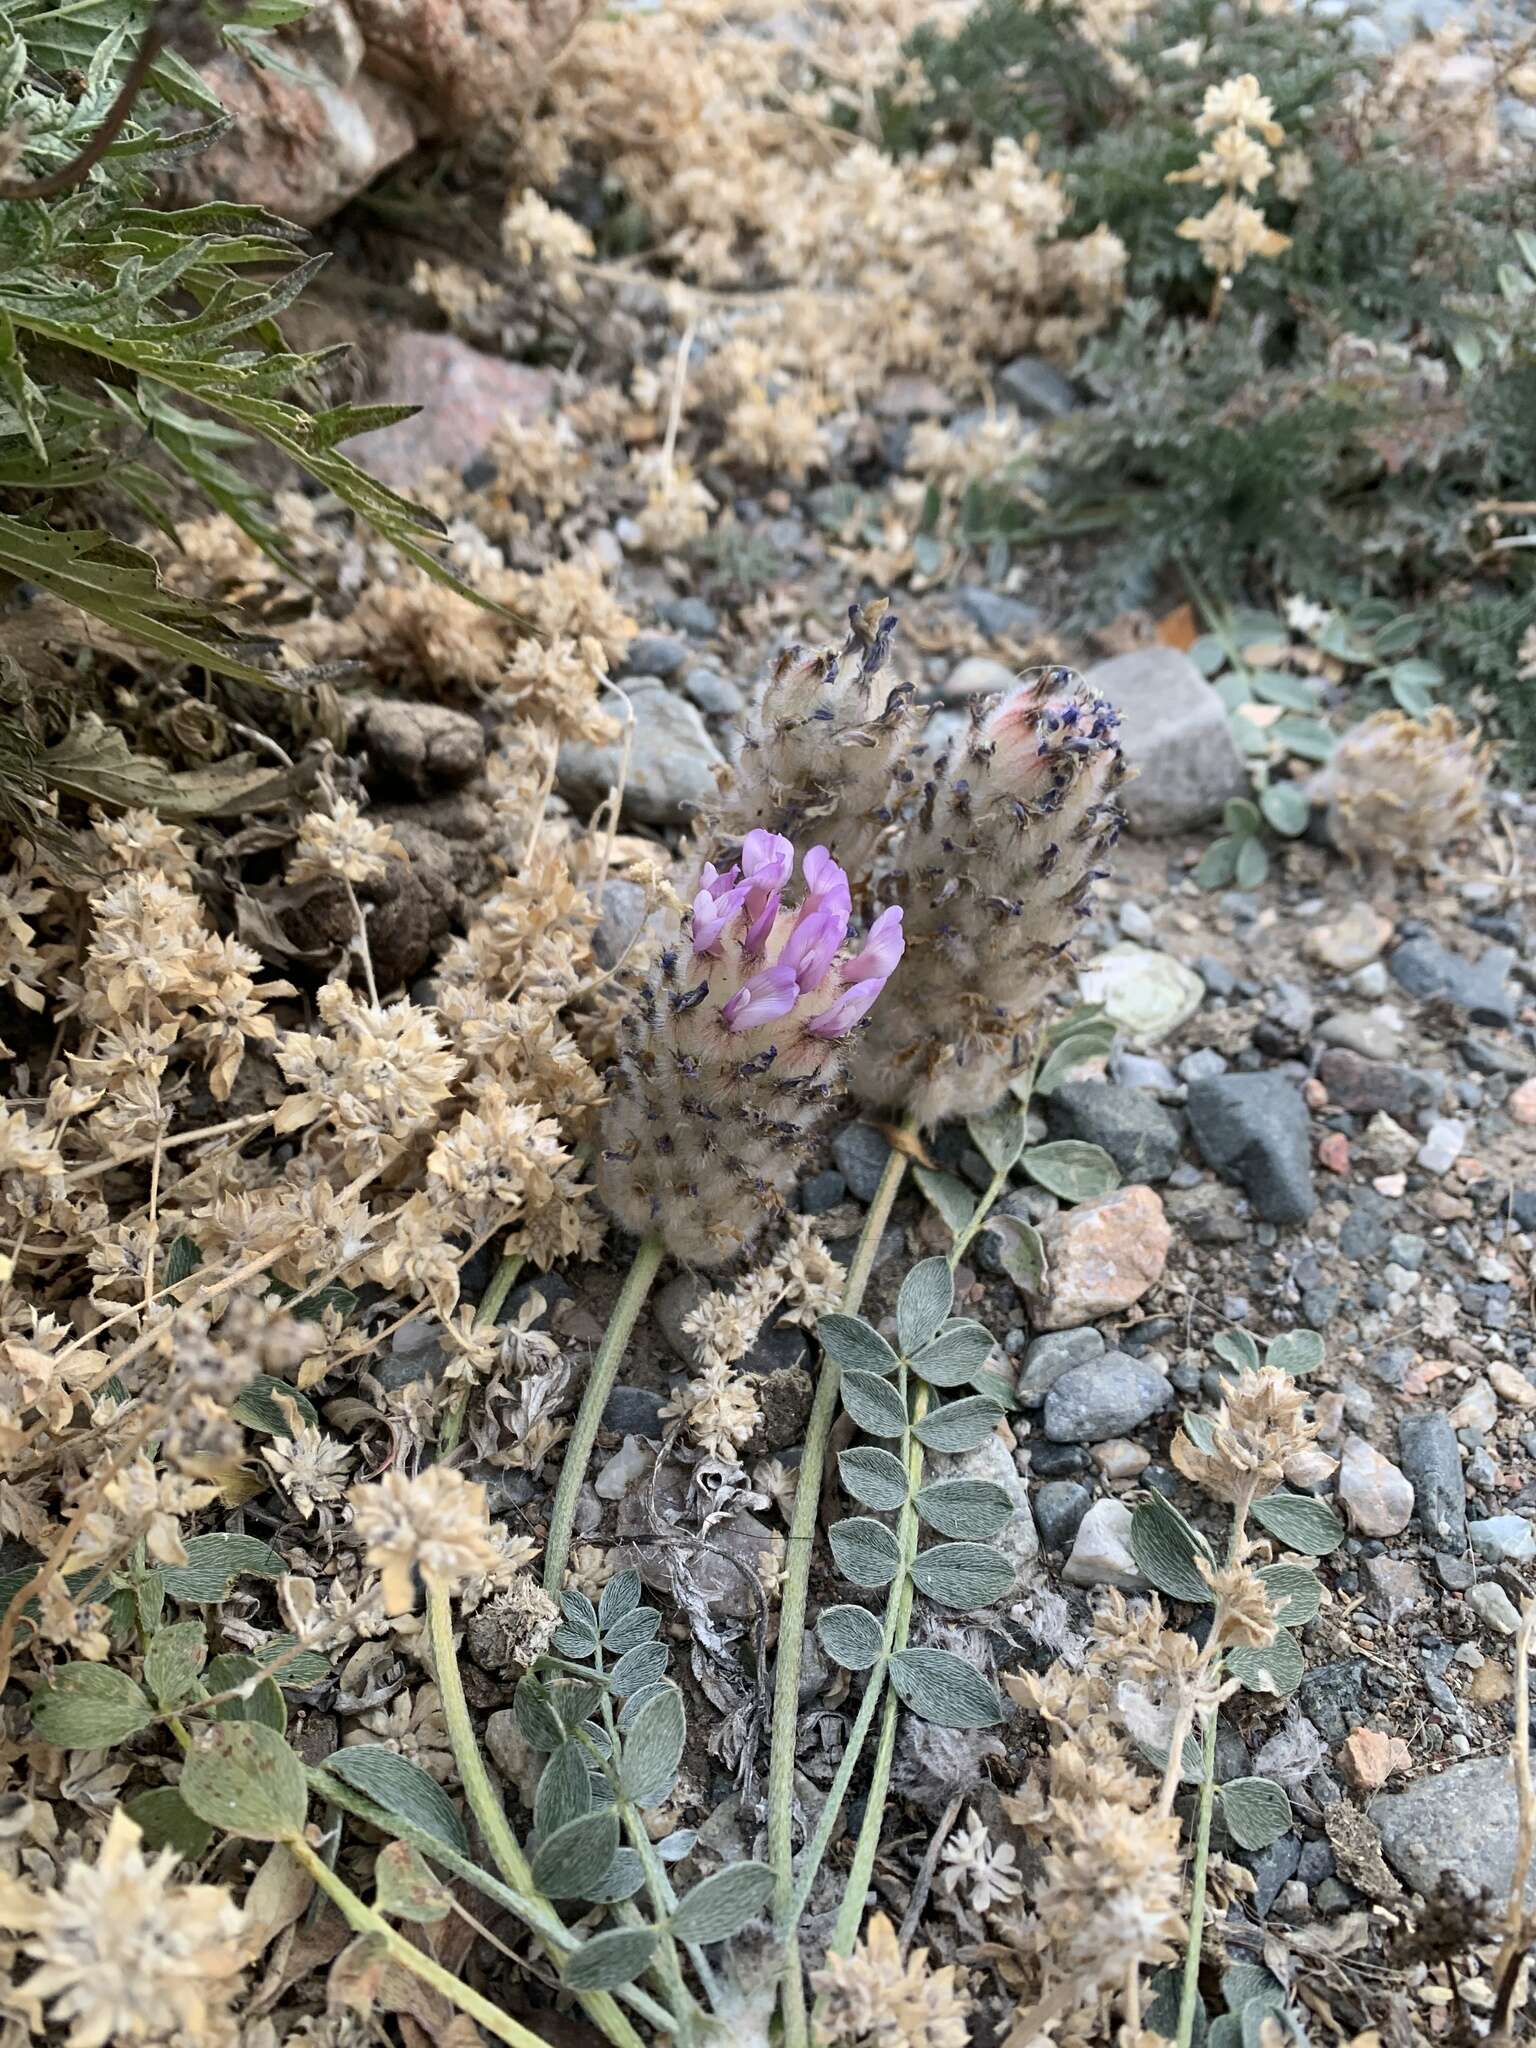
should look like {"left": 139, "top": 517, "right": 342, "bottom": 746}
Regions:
{"left": 1171, "top": 1366, "right": 1317, "bottom": 1504}
{"left": 349, "top": 1465, "right": 501, "bottom": 1612}
{"left": 812, "top": 1911, "right": 971, "bottom": 2048}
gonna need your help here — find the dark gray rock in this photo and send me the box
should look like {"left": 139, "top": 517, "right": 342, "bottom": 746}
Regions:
{"left": 1163, "top": 1181, "right": 1249, "bottom": 1245}
{"left": 947, "top": 588, "right": 1042, "bottom": 641}
{"left": 1316, "top": 1047, "right": 1432, "bottom": 1118}
{"left": 1033, "top": 1480, "right": 1092, "bottom": 1549}
{"left": 591, "top": 878, "right": 651, "bottom": 970}
{"left": 1083, "top": 648, "right": 1250, "bottom": 835}
{"left": 1340, "top": 1189, "right": 1394, "bottom": 1261}
{"left": 1251, "top": 1834, "right": 1302, "bottom": 1918}
{"left": 602, "top": 1386, "right": 667, "bottom": 1436}
{"left": 1388, "top": 938, "right": 1517, "bottom": 1025}
{"left": 1047, "top": 1082, "right": 1184, "bottom": 1183}
{"left": 1298, "top": 1659, "right": 1367, "bottom": 1744}
{"left": 1019, "top": 1326, "right": 1106, "bottom": 1406}
{"left": 832, "top": 1123, "right": 892, "bottom": 1203}
{"left": 1398, "top": 1412, "right": 1468, "bottom": 1549}
{"left": 1029, "top": 1441, "right": 1090, "bottom": 1476}
{"left": 998, "top": 355, "right": 1078, "bottom": 418}
{"left": 1511, "top": 1191, "right": 1536, "bottom": 1232}
{"left": 681, "top": 666, "right": 745, "bottom": 716}
{"left": 621, "top": 634, "right": 689, "bottom": 679}
{"left": 799, "top": 1170, "right": 847, "bottom": 1215}
{"left": 1043, "top": 1354, "right": 1173, "bottom": 1443}
{"left": 655, "top": 595, "right": 718, "bottom": 637}
{"left": 1186, "top": 1073, "right": 1316, "bottom": 1224}
{"left": 1372, "top": 1758, "right": 1536, "bottom": 1905}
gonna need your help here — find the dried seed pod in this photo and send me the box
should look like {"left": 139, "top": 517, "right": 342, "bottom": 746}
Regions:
{"left": 597, "top": 833, "right": 904, "bottom": 1266}
{"left": 1325, "top": 707, "right": 1487, "bottom": 871}
{"left": 852, "top": 667, "right": 1126, "bottom": 1127}
{"left": 712, "top": 598, "right": 922, "bottom": 878}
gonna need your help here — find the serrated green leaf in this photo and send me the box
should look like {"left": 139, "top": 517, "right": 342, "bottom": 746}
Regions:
{"left": 888, "top": 1647, "right": 1006, "bottom": 1728}
{"left": 1130, "top": 1491, "right": 1215, "bottom": 1604}
{"left": 1256, "top": 1563, "right": 1321, "bottom": 1629}
{"left": 1021, "top": 1140, "right": 1119, "bottom": 1202}
{"left": 911, "top": 1322, "right": 994, "bottom": 1389}
{"left": 914, "top": 1166, "right": 977, "bottom": 1240}
{"left": 144, "top": 1620, "right": 207, "bottom": 1709}
{"left": 913, "top": 1478, "right": 1014, "bottom": 1541}
{"left": 841, "top": 1369, "right": 909, "bottom": 1438}
{"left": 160, "top": 1532, "right": 285, "bottom": 1603}
{"left": 322, "top": 1747, "right": 468, "bottom": 1853}
{"left": 180, "top": 1722, "right": 307, "bottom": 1841}
{"left": 838, "top": 1445, "right": 910, "bottom": 1511}
{"left": 1251, "top": 1492, "right": 1345, "bottom": 1556}
{"left": 818, "top": 1313, "right": 899, "bottom": 1378}
{"left": 231, "top": 1375, "right": 319, "bottom": 1438}
{"left": 909, "top": 1541, "right": 1014, "bottom": 1611}
{"left": 669, "top": 1862, "right": 775, "bottom": 1942}
{"left": 1265, "top": 1331, "right": 1324, "bottom": 1376}
{"left": 913, "top": 1396, "right": 1003, "bottom": 1454}
{"left": 830, "top": 1517, "right": 903, "bottom": 1590}
{"left": 1219, "top": 1775, "right": 1293, "bottom": 1850}
{"left": 32, "top": 1663, "right": 154, "bottom": 1747}
{"left": 1227, "top": 1628, "right": 1304, "bottom": 1697}
{"left": 563, "top": 1928, "right": 657, "bottom": 1991}
{"left": 125, "top": 1786, "right": 214, "bottom": 1858}
{"left": 897, "top": 1259, "right": 954, "bottom": 1355}
{"left": 599, "top": 1569, "right": 642, "bottom": 1631}
{"left": 620, "top": 1684, "right": 686, "bottom": 1808}
{"left": 816, "top": 1604, "right": 886, "bottom": 1671}
{"left": 531, "top": 1807, "right": 621, "bottom": 1900}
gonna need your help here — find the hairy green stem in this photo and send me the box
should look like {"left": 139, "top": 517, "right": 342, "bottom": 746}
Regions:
{"left": 770, "top": 1133, "right": 911, "bottom": 2048}
{"left": 287, "top": 1833, "right": 554, "bottom": 2048}
{"left": 440, "top": 1249, "right": 526, "bottom": 1454}
{"left": 544, "top": 1231, "right": 665, "bottom": 1594}
{"left": 426, "top": 1584, "right": 646, "bottom": 2048}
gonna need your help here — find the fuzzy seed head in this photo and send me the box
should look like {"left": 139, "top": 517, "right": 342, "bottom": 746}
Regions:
{"left": 1326, "top": 707, "right": 1488, "bottom": 871}
{"left": 597, "top": 835, "right": 903, "bottom": 1265}
{"left": 712, "top": 598, "right": 922, "bottom": 877}
{"left": 853, "top": 667, "right": 1126, "bottom": 1126}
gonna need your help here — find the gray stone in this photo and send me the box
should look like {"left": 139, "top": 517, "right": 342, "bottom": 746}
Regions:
{"left": 1417, "top": 1119, "right": 1467, "bottom": 1175}
{"left": 1469, "top": 1582, "right": 1523, "bottom": 1635}
{"left": 832, "top": 1122, "right": 892, "bottom": 1202}
{"left": 1179, "top": 1049, "right": 1229, "bottom": 1084}
{"left": 1163, "top": 1181, "right": 1249, "bottom": 1245}
{"left": 1043, "top": 1354, "right": 1173, "bottom": 1444}
{"left": 1186, "top": 1073, "right": 1316, "bottom": 1224}
{"left": 601, "top": 1386, "right": 667, "bottom": 1437}
{"left": 1372, "top": 1758, "right": 1536, "bottom": 1905}
{"left": 1252, "top": 1833, "right": 1302, "bottom": 1918}
{"left": 596, "top": 1436, "right": 655, "bottom": 1499}
{"left": 654, "top": 1271, "right": 710, "bottom": 1363}
{"left": 681, "top": 666, "right": 745, "bottom": 716}
{"left": 1033, "top": 1480, "right": 1092, "bottom": 1549}
{"left": 655, "top": 595, "right": 718, "bottom": 636}
{"left": 1019, "top": 1325, "right": 1106, "bottom": 1406}
{"left": 558, "top": 682, "right": 723, "bottom": 826}
{"left": 1468, "top": 1514, "right": 1535, "bottom": 1563}
{"left": 1047, "top": 1082, "right": 1184, "bottom": 1183}
{"left": 1298, "top": 1659, "right": 1367, "bottom": 1745}
{"left": 1062, "top": 1497, "right": 1146, "bottom": 1589}
{"left": 799, "top": 1170, "right": 847, "bottom": 1215}
{"left": 947, "top": 588, "right": 1042, "bottom": 641}
{"left": 945, "top": 655, "right": 1018, "bottom": 700}
{"left": 1110, "top": 1051, "right": 1183, "bottom": 1099}
{"left": 591, "top": 878, "right": 653, "bottom": 971}
{"left": 1083, "top": 647, "right": 1249, "bottom": 834}
{"left": 1398, "top": 1412, "right": 1468, "bottom": 1549}
{"left": 998, "top": 354, "right": 1078, "bottom": 418}
{"left": 1389, "top": 938, "right": 1517, "bottom": 1025}
{"left": 1315, "top": 1048, "right": 1431, "bottom": 1117}
{"left": 1316, "top": 1010, "right": 1404, "bottom": 1061}
{"left": 621, "top": 633, "right": 689, "bottom": 679}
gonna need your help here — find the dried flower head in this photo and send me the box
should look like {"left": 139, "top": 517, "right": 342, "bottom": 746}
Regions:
{"left": 1325, "top": 707, "right": 1488, "bottom": 870}
{"left": 812, "top": 1911, "right": 972, "bottom": 2048}
{"left": 1199, "top": 1559, "right": 1280, "bottom": 1652}
{"left": 349, "top": 1465, "right": 501, "bottom": 1613}
{"left": 939, "top": 1809, "right": 1023, "bottom": 1915}
{"left": 714, "top": 599, "right": 920, "bottom": 876}
{"left": 1171, "top": 1366, "right": 1318, "bottom": 1504}
{"left": 597, "top": 833, "right": 903, "bottom": 1265}
{"left": 1030, "top": 1799, "right": 1184, "bottom": 1993}
{"left": 287, "top": 798, "right": 403, "bottom": 887}
{"left": 0, "top": 1807, "right": 246, "bottom": 2046}
{"left": 660, "top": 1360, "right": 762, "bottom": 1461}
{"left": 854, "top": 669, "right": 1124, "bottom": 1125}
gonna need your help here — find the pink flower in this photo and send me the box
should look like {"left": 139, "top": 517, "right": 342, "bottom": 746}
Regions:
{"left": 691, "top": 862, "right": 747, "bottom": 956}
{"left": 739, "top": 830, "right": 795, "bottom": 955}
{"left": 779, "top": 904, "right": 848, "bottom": 990}
{"left": 800, "top": 844, "right": 852, "bottom": 922}
{"left": 840, "top": 905, "right": 904, "bottom": 985}
{"left": 805, "top": 977, "right": 885, "bottom": 1038}
{"left": 721, "top": 961, "right": 800, "bottom": 1033}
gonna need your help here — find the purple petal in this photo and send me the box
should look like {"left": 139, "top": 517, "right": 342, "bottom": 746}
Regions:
{"left": 740, "top": 887, "right": 784, "bottom": 958}
{"left": 805, "top": 977, "right": 884, "bottom": 1038}
{"left": 741, "top": 829, "right": 795, "bottom": 890}
{"left": 801, "top": 845, "right": 852, "bottom": 920}
{"left": 780, "top": 904, "right": 846, "bottom": 989}
{"left": 841, "top": 905, "right": 904, "bottom": 983}
{"left": 691, "top": 877, "right": 748, "bottom": 957}
{"left": 721, "top": 961, "right": 800, "bottom": 1033}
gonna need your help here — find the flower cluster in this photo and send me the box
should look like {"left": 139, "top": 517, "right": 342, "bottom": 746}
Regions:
{"left": 349, "top": 1465, "right": 502, "bottom": 1613}
{"left": 1169, "top": 73, "right": 1292, "bottom": 288}
{"left": 1325, "top": 706, "right": 1489, "bottom": 872}
{"left": 597, "top": 832, "right": 903, "bottom": 1264}
{"left": 853, "top": 668, "right": 1126, "bottom": 1126}
{"left": 812, "top": 1911, "right": 972, "bottom": 2048}
{"left": 1170, "top": 1365, "right": 1321, "bottom": 1505}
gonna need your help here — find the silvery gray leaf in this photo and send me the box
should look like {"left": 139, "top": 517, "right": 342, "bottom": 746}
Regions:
{"left": 913, "top": 1396, "right": 1003, "bottom": 1454}
{"left": 1265, "top": 1330, "right": 1324, "bottom": 1376}
{"left": 1227, "top": 1628, "right": 1304, "bottom": 1697}
{"left": 324, "top": 1746, "right": 468, "bottom": 1854}
{"left": 1251, "top": 1493, "right": 1345, "bottom": 1556}
{"left": 966, "top": 1100, "right": 1027, "bottom": 1173}
{"left": 533, "top": 1741, "right": 592, "bottom": 1841}
{"left": 1130, "top": 1491, "right": 1215, "bottom": 1604}
{"left": 913, "top": 1477, "right": 1014, "bottom": 1541}
{"left": 830, "top": 1517, "right": 902, "bottom": 1589}
{"left": 908, "top": 1540, "right": 1015, "bottom": 1611}
{"left": 1020, "top": 1139, "right": 1120, "bottom": 1202}
{"left": 586, "top": 1846, "right": 647, "bottom": 1902}
{"left": 1256, "top": 1562, "right": 1320, "bottom": 1628}
{"left": 603, "top": 1605, "right": 663, "bottom": 1654}
{"left": 562, "top": 1928, "right": 657, "bottom": 1990}
{"left": 619, "top": 1683, "right": 686, "bottom": 1808}
{"left": 530, "top": 1806, "right": 621, "bottom": 1899}
{"left": 897, "top": 1257, "right": 954, "bottom": 1356}
{"left": 910, "top": 1322, "right": 994, "bottom": 1389}
{"left": 887, "top": 1648, "right": 1006, "bottom": 1728}
{"left": 1218, "top": 1776, "right": 1293, "bottom": 1851}
{"left": 600, "top": 1569, "right": 642, "bottom": 1630}
{"left": 610, "top": 1641, "right": 670, "bottom": 1697}
{"left": 816, "top": 1603, "right": 886, "bottom": 1671}
{"left": 669, "top": 1862, "right": 776, "bottom": 1943}
{"left": 840, "top": 1369, "right": 908, "bottom": 1438}
{"left": 838, "top": 1445, "right": 909, "bottom": 1512}
{"left": 818, "top": 1312, "right": 899, "bottom": 1378}
{"left": 913, "top": 1166, "right": 977, "bottom": 1239}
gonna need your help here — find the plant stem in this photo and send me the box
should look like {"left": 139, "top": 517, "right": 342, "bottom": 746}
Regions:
{"left": 769, "top": 1133, "right": 911, "bottom": 2048}
{"left": 439, "top": 1250, "right": 525, "bottom": 1455}
{"left": 1175, "top": 1706, "right": 1219, "bottom": 2048}
{"left": 286, "top": 1833, "right": 553, "bottom": 2048}
{"left": 543, "top": 1231, "right": 665, "bottom": 1594}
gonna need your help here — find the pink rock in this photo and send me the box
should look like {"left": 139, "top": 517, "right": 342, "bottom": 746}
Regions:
{"left": 360, "top": 334, "right": 556, "bottom": 488}
{"left": 1022, "top": 1185, "right": 1171, "bottom": 1331}
{"left": 1337, "top": 1435, "right": 1414, "bottom": 1537}
{"left": 1510, "top": 1076, "right": 1536, "bottom": 1126}
{"left": 1318, "top": 1131, "right": 1350, "bottom": 1175}
{"left": 1339, "top": 1725, "right": 1412, "bottom": 1792}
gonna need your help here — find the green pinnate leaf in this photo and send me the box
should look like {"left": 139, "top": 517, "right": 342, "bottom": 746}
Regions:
{"left": 124, "top": 1786, "right": 213, "bottom": 1858}
{"left": 830, "top": 1518, "right": 903, "bottom": 1590}
{"left": 818, "top": 1314, "right": 899, "bottom": 1377}
{"left": 897, "top": 1258, "right": 954, "bottom": 1356}
{"left": 1227, "top": 1628, "right": 1304, "bottom": 1697}
{"left": 1218, "top": 1776, "right": 1293, "bottom": 1850}
{"left": 914, "top": 1166, "right": 977, "bottom": 1240}
{"left": 374, "top": 1839, "right": 451, "bottom": 1922}
{"left": 231, "top": 1374, "right": 319, "bottom": 1437}
{"left": 668, "top": 1863, "right": 775, "bottom": 1942}
{"left": 322, "top": 1747, "right": 468, "bottom": 1853}
{"left": 913, "top": 1478, "right": 1014, "bottom": 1541}
{"left": 160, "top": 1532, "right": 285, "bottom": 1603}
{"left": 838, "top": 1446, "right": 910, "bottom": 1512}
{"left": 1256, "top": 1563, "right": 1321, "bottom": 1629}
{"left": 180, "top": 1722, "right": 308, "bottom": 1842}
{"left": 908, "top": 1541, "right": 1015, "bottom": 1611}
{"left": 1130, "top": 1491, "right": 1215, "bottom": 1604}
{"left": 911, "top": 1322, "right": 994, "bottom": 1389}
{"left": 1251, "top": 1492, "right": 1345, "bottom": 1556}
{"left": 1021, "top": 1141, "right": 1120, "bottom": 1202}
{"left": 816, "top": 1604, "right": 886, "bottom": 1671}
{"left": 534, "top": 1742, "right": 593, "bottom": 1840}
{"left": 143, "top": 1620, "right": 207, "bottom": 1709}
{"left": 840, "top": 1370, "right": 909, "bottom": 1438}
{"left": 599, "top": 1568, "right": 642, "bottom": 1630}
{"left": 913, "top": 1396, "right": 1003, "bottom": 1454}
{"left": 619, "top": 1684, "right": 686, "bottom": 1808}
{"left": 531, "top": 1807, "right": 621, "bottom": 1900}
{"left": 563, "top": 1928, "right": 657, "bottom": 1991}
{"left": 610, "top": 1642, "right": 669, "bottom": 1696}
